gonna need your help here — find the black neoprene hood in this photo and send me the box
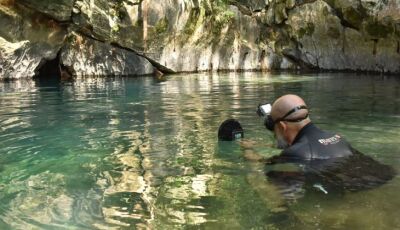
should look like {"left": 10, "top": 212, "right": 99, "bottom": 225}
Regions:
{"left": 218, "top": 119, "right": 244, "bottom": 141}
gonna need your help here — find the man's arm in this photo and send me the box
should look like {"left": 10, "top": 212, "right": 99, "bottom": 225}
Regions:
{"left": 243, "top": 149, "right": 267, "bottom": 162}
{"left": 240, "top": 139, "right": 290, "bottom": 164}
{"left": 240, "top": 139, "right": 270, "bottom": 162}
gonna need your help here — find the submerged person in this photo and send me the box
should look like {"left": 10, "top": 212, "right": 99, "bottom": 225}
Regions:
{"left": 246, "top": 94, "right": 395, "bottom": 199}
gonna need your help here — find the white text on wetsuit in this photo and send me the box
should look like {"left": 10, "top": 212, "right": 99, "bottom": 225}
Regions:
{"left": 318, "top": 135, "right": 341, "bottom": 145}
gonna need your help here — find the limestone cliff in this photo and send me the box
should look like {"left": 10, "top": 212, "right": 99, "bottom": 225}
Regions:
{"left": 0, "top": 0, "right": 399, "bottom": 79}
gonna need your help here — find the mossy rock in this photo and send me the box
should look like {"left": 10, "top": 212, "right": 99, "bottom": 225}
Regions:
{"left": 285, "top": 0, "right": 296, "bottom": 9}
{"left": 365, "top": 18, "right": 394, "bottom": 39}
{"left": 327, "top": 26, "right": 341, "bottom": 39}
{"left": 146, "top": 18, "right": 169, "bottom": 48}
{"left": 298, "top": 22, "right": 315, "bottom": 38}
{"left": 343, "top": 6, "right": 365, "bottom": 29}
{"left": 0, "top": 6, "right": 23, "bottom": 42}
{"left": 154, "top": 17, "right": 169, "bottom": 34}
{"left": 322, "top": 6, "right": 330, "bottom": 16}
{"left": 18, "top": 0, "right": 74, "bottom": 21}
{"left": 211, "top": 11, "right": 235, "bottom": 36}
{"left": 395, "top": 21, "right": 400, "bottom": 38}
{"left": 274, "top": 3, "right": 288, "bottom": 24}
{"left": 183, "top": 7, "right": 201, "bottom": 36}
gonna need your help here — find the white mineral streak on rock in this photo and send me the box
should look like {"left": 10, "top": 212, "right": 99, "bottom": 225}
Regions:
{"left": 0, "top": 38, "right": 57, "bottom": 79}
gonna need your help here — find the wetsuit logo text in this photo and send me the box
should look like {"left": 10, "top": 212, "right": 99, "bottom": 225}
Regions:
{"left": 318, "top": 135, "right": 341, "bottom": 145}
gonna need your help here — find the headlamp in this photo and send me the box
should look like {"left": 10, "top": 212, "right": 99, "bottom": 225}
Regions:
{"left": 264, "top": 115, "right": 275, "bottom": 131}
{"left": 256, "top": 103, "right": 272, "bottom": 117}
{"left": 257, "top": 103, "right": 309, "bottom": 131}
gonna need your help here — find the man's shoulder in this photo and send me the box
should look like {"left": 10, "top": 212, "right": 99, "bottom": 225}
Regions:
{"left": 281, "top": 139, "right": 313, "bottom": 161}
{"left": 284, "top": 124, "right": 353, "bottom": 160}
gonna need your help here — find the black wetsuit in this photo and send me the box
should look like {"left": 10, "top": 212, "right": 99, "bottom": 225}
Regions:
{"left": 282, "top": 122, "right": 353, "bottom": 161}
{"left": 265, "top": 123, "right": 395, "bottom": 199}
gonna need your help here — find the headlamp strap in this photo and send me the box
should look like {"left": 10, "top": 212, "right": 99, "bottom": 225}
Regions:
{"left": 276, "top": 105, "right": 308, "bottom": 122}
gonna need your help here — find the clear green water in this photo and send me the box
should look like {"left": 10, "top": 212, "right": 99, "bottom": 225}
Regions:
{"left": 0, "top": 73, "right": 399, "bottom": 229}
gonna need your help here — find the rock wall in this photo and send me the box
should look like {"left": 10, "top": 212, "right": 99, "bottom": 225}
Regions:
{"left": 285, "top": 0, "right": 400, "bottom": 73}
{"left": 0, "top": 2, "right": 67, "bottom": 79}
{"left": 0, "top": 0, "right": 399, "bottom": 79}
{"left": 60, "top": 33, "right": 154, "bottom": 76}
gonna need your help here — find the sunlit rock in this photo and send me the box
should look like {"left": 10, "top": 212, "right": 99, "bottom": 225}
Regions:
{"left": 1, "top": 0, "right": 400, "bottom": 79}
{"left": 60, "top": 33, "right": 154, "bottom": 76}
{"left": 72, "top": 0, "right": 144, "bottom": 49}
{"left": 0, "top": 37, "right": 60, "bottom": 79}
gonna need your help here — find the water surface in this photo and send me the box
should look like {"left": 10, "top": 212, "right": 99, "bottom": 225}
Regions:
{"left": 0, "top": 73, "right": 399, "bottom": 229}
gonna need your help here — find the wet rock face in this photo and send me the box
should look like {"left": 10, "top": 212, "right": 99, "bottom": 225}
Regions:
{"left": 72, "top": 0, "right": 145, "bottom": 50}
{"left": 1, "top": 0, "right": 400, "bottom": 79}
{"left": 18, "top": 0, "right": 75, "bottom": 22}
{"left": 63, "top": 0, "right": 400, "bottom": 74}
{"left": 0, "top": 38, "right": 60, "bottom": 79}
{"left": 285, "top": 0, "right": 400, "bottom": 73}
{"left": 60, "top": 33, "right": 154, "bottom": 76}
{"left": 0, "top": 4, "right": 66, "bottom": 80}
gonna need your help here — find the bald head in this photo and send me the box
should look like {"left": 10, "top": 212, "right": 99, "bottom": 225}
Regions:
{"left": 268, "top": 94, "right": 311, "bottom": 147}
{"left": 271, "top": 94, "right": 309, "bottom": 121}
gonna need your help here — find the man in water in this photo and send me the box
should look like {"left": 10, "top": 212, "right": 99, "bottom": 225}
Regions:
{"left": 256, "top": 94, "right": 352, "bottom": 162}
{"left": 244, "top": 94, "right": 394, "bottom": 197}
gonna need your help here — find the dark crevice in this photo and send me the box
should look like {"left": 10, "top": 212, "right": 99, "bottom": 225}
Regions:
{"left": 295, "top": 0, "right": 318, "bottom": 6}
{"left": 228, "top": 2, "right": 252, "bottom": 16}
{"left": 259, "top": 50, "right": 266, "bottom": 62}
{"left": 397, "top": 41, "right": 400, "bottom": 54}
{"left": 109, "top": 41, "right": 175, "bottom": 74}
{"left": 37, "top": 53, "right": 61, "bottom": 79}
{"left": 74, "top": 30, "right": 175, "bottom": 74}
{"left": 322, "top": 1, "right": 362, "bottom": 31}
{"left": 282, "top": 49, "right": 318, "bottom": 70}
{"left": 372, "top": 39, "right": 378, "bottom": 55}
{"left": 36, "top": 50, "right": 74, "bottom": 82}
{"left": 35, "top": 52, "right": 61, "bottom": 84}
{"left": 332, "top": 8, "right": 359, "bottom": 30}
{"left": 76, "top": 30, "right": 107, "bottom": 44}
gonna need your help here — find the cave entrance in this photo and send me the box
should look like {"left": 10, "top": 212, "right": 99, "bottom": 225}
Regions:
{"left": 35, "top": 54, "right": 62, "bottom": 85}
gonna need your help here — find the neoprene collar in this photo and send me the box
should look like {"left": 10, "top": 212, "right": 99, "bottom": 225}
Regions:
{"left": 292, "top": 122, "right": 314, "bottom": 145}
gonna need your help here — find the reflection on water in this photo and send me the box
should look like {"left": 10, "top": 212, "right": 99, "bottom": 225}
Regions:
{"left": 0, "top": 73, "right": 399, "bottom": 229}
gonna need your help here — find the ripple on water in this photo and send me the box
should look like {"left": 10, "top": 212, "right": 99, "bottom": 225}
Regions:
{"left": 0, "top": 74, "right": 399, "bottom": 229}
